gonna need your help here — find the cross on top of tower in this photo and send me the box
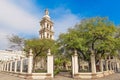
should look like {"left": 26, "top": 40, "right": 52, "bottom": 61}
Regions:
{"left": 45, "top": 9, "right": 49, "bottom": 15}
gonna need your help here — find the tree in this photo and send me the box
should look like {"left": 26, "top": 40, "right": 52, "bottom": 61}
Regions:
{"left": 8, "top": 34, "right": 24, "bottom": 50}
{"left": 24, "top": 38, "right": 57, "bottom": 72}
{"left": 114, "top": 27, "right": 120, "bottom": 59}
{"left": 58, "top": 17, "right": 118, "bottom": 63}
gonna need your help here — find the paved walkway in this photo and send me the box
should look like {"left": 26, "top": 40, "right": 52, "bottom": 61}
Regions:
{"left": 0, "top": 72, "right": 25, "bottom": 80}
{"left": 0, "top": 72, "right": 120, "bottom": 80}
{"left": 52, "top": 72, "right": 120, "bottom": 80}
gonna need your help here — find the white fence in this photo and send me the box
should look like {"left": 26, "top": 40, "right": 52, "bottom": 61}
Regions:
{"left": 0, "top": 49, "right": 54, "bottom": 79}
{"left": 72, "top": 50, "right": 120, "bottom": 79}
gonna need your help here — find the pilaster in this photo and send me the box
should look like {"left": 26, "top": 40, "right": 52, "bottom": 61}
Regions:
{"left": 91, "top": 53, "right": 96, "bottom": 73}
{"left": 47, "top": 49, "right": 54, "bottom": 78}
{"left": 28, "top": 49, "right": 33, "bottom": 74}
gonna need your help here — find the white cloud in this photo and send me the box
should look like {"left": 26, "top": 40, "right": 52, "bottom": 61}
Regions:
{"left": 51, "top": 8, "right": 81, "bottom": 39}
{"left": 0, "top": 0, "right": 41, "bottom": 49}
{"left": 0, "top": 0, "right": 40, "bottom": 34}
{"left": 0, "top": 31, "right": 9, "bottom": 49}
{"left": 0, "top": 1, "right": 81, "bottom": 49}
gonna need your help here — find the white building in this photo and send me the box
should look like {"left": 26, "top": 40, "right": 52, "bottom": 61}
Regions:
{"left": 0, "top": 50, "right": 26, "bottom": 61}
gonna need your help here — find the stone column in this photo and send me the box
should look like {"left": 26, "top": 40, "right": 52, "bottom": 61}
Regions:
{"left": 72, "top": 50, "right": 78, "bottom": 77}
{"left": 109, "top": 61, "right": 112, "bottom": 70}
{"left": 112, "top": 62, "right": 115, "bottom": 71}
{"left": 112, "top": 62, "right": 114, "bottom": 70}
{"left": 4, "top": 62, "right": 6, "bottom": 71}
{"left": 114, "top": 62, "right": 117, "bottom": 72}
{"left": 5, "top": 62, "right": 7, "bottom": 71}
{"left": 74, "top": 50, "right": 78, "bottom": 73}
{"left": 117, "top": 62, "right": 120, "bottom": 72}
{"left": 47, "top": 49, "right": 54, "bottom": 78}
{"left": 100, "top": 59, "right": 103, "bottom": 72}
{"left": 3, "top": 63, "right": 5, "bottom": 71}
{"left": 14, "top": 59, "right": 17, "bottom": 73}
{"left": 10, "top": 60, "right": 13, "bottom": 72}
{"left": 0, "top": 62, "right": 1, "bottom": 71}
{"left": 2, "top": 63, "right": 4, "bottom": 71}
{"left": 0, "top": 63, "right": 2, "bottom": 71}
{"left": 1, "top": 63, "right": 3, "bottom": 71}
{"left": 3, "top": 62, "right": 5, "bottom": 71}
{"left": 6, "top": 62, "right": 9, "bottom": 72}
{"left": 20, "top": 58, "right": 23, "bottom": 73}
{"left": 105, "top": 60, "right": 108, "bottom": 71}
{"left": 28, "top": 49, "right": 33, "bottom": 74}
{"left": 91, "top": 53, "right": 96, "bottom": 73}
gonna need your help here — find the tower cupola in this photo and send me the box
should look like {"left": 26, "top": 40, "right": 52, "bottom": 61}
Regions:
{"left": 39, "top": 9, "right": 54, "bottom": 40}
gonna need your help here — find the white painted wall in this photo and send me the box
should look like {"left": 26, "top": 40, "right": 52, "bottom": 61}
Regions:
{"left": 0, "top": 50, "right": 25, "bottom": 61}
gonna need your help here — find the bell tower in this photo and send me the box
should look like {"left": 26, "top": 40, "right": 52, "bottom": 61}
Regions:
{"left": 39, "top": 9, "right": 54, "bottom": 40}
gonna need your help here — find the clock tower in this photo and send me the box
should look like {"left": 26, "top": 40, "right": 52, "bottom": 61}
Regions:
{"left": 39, "top": 9, "right": 54, "bottom": 40}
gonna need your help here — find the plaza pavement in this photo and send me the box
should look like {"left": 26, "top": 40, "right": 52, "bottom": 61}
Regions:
{"left": 0, "top": 72, "right": 120, "bottom": 80}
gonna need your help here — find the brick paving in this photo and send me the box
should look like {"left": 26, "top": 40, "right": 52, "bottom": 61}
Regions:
{"left": 0, "top": 72, "right": 120, "bottom": 80}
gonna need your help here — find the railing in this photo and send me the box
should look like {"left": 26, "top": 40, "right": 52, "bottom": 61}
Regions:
{"left": 72, "top": 50, "right": 119, "bottom": 79}
{"left": 0, "top": 49, "right": 54, "bottom": 80}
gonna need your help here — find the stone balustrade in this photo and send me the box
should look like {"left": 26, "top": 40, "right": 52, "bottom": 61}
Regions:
{"left": 0, "top": 49, "right": 54, "bottom": 80}
{"left": 72, "top": 50, "right": 120, "bottom": 79}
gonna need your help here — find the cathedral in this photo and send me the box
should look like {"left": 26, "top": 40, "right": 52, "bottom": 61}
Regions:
{"left": 39, "top": 9, "right": 54, "bottom": 40}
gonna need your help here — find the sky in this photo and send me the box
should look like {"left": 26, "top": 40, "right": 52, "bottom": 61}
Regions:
{"left": 0, "top": 0, "right": 120, "bottom": 50}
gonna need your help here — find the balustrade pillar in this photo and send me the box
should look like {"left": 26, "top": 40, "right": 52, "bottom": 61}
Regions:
{"left": 4, "top": 62, "right": 6, "bottom": 71}
{"left": 109, "top": 61, "right": 112, "bottom": 70}
{"left": 105, "top": 60, "right": 108, "bottom": 71}
{"left": 20, "top": 59, "right": 23, "bottom": 73}
{"left": 6, "top": 62, "right": 9, "bottom": 72}
{"left": 114, "top": 62, "right": 117, "bottom": 72}
{"left": 91, "top": 53, "right": 96, "bottom": 73}
{"left": 72, "top": 50, "right": 78, "bottom": 78}
{"left": 0, "top": 63, "right": 1, "bottom": 71}
{"left": 14, "top": 59, "right": 17, "bottom": 73}
{"left": 1, "top": 63, "right": 3, "bottom": 71}
{"left": 100, "top": 59, "right": 103, "bottom": 72}
{"left": 10, "top": 60, "right": 12, "bottom": 72}
{"left": 112, "top": 62, "right": 115, "bottom": 71}
{"left": 117, "top": 62, "right": 120, "bottom": 72}
{"left": 47, "top": 49, "right": 54, "bottom": 78}
{"left": 28, "top": 49, "right": 33, "bottom": 74}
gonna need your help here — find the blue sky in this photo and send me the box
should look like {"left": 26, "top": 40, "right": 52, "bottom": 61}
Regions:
{"left": 34, "top": 0, "right": 120, "bottom": 24}
{"left": 0, "top": 0, "right": 120, "bottom": 49}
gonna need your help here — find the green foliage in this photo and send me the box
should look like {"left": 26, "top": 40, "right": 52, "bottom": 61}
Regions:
{"left": 54, "top": 68, "right": 60, "bottom": 75}
{"left": 58, "top": 17, "right": 119, "bottom": 61}
{"left": 24, "top": 38, "right": 58, "bottom": 72}
{"left": 24, "top": 38, "right": 57, "bottom": 56}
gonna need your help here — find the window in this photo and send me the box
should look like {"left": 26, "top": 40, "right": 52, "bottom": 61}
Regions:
{"left": 50, "top": 26, "right": 51, "bottom": 30}
{"left": 47, "top": 24, "right": 49, "bottom": 28}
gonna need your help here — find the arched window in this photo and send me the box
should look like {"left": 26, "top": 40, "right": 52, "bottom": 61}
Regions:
{"left": 50, "top": 26, "right": 51, "bottom": 30}
{"left": 47, "top": 24, "right": 49, "bottom": 28}
{"left": 47, "top": 33, "right": 49, "bottom": 38}
{"left": 50, "top": 35, "right": 52, "bottom": 39}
